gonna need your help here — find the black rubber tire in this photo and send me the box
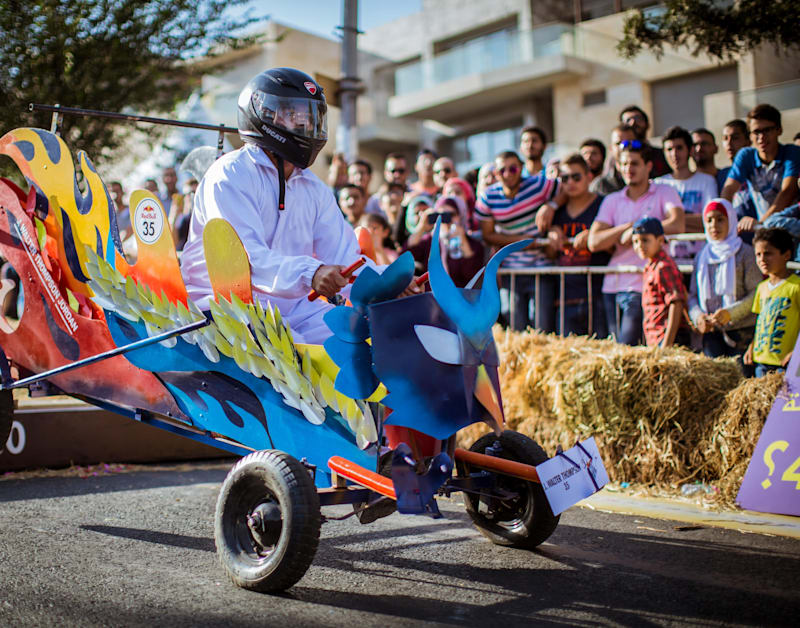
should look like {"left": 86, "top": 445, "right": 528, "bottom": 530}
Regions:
{"left": 460, "top": 430, "right": 560, "bottom": 549}
{"left": 0, "top": 389, "right": 13, "bottom": 453}
{"left": 214, "top": 450, "right": 320, "bottom": 592}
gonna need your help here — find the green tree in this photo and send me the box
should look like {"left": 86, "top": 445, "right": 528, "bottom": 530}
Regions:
{"left": 618, "top": 0, "right": 800, "bottom": 60}
{"left": 0, "top": 0, "right": 261, "bottom": 167}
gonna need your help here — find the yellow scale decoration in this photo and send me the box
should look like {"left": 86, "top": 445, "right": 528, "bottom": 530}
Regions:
{"left": 83, "top": 200, "right": 380, "bottom": 449}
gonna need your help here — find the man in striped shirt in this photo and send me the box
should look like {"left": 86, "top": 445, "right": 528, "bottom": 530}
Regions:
{"left": 476, "top": 150, "right": 564, "bottom": 332}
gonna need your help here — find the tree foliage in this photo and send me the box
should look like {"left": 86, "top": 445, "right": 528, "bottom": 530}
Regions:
{"left": 618, "top": 0, "right": 800, "bottom": 61}
{"left": 0, "top": 0, "right": 262, "bottom": 167}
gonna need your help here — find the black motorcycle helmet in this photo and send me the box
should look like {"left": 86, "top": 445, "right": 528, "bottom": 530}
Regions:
{"left": 237, "top": 68, "right": 328, "bottom": 170}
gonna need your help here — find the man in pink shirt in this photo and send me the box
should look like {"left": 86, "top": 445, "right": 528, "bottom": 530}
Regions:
{"left": 588, "top": 141, "right": 684, "bottom": 344}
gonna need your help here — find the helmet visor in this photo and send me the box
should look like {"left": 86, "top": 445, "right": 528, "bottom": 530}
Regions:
{"left": 248, "top": 89, "right": 327, "bottom": 140}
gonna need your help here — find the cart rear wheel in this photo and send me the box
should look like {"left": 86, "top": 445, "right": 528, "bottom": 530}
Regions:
{"left": 0, "top": 389, "right": 12, "bottom": 452}
{"left": 459, "top": 430, "right": 559, "bottom": 549}
{"left": 214, "top": 450, "right": 320, "bottom": 592}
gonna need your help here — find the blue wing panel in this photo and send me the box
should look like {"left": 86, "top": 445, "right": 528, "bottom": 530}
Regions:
{"left": 105, "top": 311, "right": 375, "bottom": 487}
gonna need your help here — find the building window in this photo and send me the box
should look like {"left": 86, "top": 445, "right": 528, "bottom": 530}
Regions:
{"left": 651, "top": 66, "right": 738, "bottom": 135}
{"left": 443, "top": 121, "right": 524, "bottom": 175}
{"left": 582, "top": 90, "right": 607, "bottom": 107}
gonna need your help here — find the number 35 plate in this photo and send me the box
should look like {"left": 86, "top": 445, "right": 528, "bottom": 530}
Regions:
{"left": 536, "top": 437, "right": 609, "bottom": 515}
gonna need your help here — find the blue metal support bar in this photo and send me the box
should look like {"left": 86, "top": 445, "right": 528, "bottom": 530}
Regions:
{"left": 0, "top": 319, "right": 210, "bottom": 390}
{"left": 72, "top": 393, "right": 252, "bottom": 457}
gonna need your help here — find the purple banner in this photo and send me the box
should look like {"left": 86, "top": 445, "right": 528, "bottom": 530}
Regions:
{"left": 737, "top": 346, "right": 800, "bottom": 516}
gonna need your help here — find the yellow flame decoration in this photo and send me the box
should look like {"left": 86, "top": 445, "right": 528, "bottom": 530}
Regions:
{"left": 0, "top": 128, "right": 118, "bottom": 296}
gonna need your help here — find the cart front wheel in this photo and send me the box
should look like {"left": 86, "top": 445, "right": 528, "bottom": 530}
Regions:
{"left": 460, "top": 430, "right": 559, "bottom": 549}
{"left": 214, "top": 449, "right": 320, "bottom": 592}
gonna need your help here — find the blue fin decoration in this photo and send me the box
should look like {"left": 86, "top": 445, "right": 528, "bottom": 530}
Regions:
{"left": 428, "top": 218, "right": 531, "bottom": 350}
{"left": 348, "top": 266, "right": 381, "bottom": 311}
{"left": 323, "top": 335, "right": 379, "bottom": 399}
{"left": 324, "top": 305, "right": 369, "bottom": 343}
{"left": 349, "top": 251, "right": 414, "bottom": 311}
{"left": 391, "top": 443, "right": 452, "bottom": 515}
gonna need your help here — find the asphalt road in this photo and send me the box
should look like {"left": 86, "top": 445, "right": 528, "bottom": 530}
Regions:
{"left": 1, "top": 462, "right": 799, "bottom": 627}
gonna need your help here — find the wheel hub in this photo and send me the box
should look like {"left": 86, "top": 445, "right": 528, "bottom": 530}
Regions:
{"left": 247, "top": 501, "right": 282, "bottom": 548}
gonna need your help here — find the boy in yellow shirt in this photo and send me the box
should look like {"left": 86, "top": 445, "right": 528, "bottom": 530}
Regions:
{"left": 744, "top": 227, "right": 800, "bottom": 376}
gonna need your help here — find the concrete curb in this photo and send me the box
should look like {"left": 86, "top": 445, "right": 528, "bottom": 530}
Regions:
{"left": 581, "top": 491, "right": 800, "bottom": 539}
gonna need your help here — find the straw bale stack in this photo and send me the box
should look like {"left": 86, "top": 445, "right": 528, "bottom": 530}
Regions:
{"left": 697, "top": 371, "right": 785, "bottom": 502}
{"left": 458, "top": 328, "right": 784, "bottom": 506}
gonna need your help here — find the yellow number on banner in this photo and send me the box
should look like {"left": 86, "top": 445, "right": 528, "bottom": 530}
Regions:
{"left": 781, "top": 456, "right": 800, "bottom": 489}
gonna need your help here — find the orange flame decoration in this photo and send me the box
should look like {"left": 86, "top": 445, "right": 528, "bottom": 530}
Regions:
{"left": 0, "top": 128, "right": 187, "bottom": 306}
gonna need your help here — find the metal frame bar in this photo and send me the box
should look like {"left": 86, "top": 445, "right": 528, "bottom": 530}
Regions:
{"left": 29, "top": 103, "right": 238, "bottom": 135}
{"left": 70, "top": 393, "right": 253, "bottom": 456}
{"left": 0, "top": 319, "right": 209, "bottom": 390}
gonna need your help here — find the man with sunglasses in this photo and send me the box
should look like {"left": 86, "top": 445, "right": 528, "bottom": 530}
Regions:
{"left": 476, "top": 150, "right": 566, "bottom": 333}
{"left": 432, "top": 157, "right": 457, "bottom": 192}
{"left": 548, "top": 154, "right": 611, "bottom": 337}
{"left": 588, "top": 142, "right": 685, "bottom": 345}
{"left": 365, "top": 152, "right": 409, "bottom": 216}
{"left": 721, "top": 104, "right": 800, "bottom": 228}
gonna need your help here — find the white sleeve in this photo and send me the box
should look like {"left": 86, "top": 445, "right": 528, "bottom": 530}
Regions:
{"left": 311, "top": 188, "right": 386, "bottom": 281}
{"left": 203, "top": 170, "right": 323, "bottom": 300}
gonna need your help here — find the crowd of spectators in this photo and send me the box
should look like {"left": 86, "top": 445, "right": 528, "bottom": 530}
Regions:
{"left": 103, "top": 103, "right": 799, "bottom": 378}
{"left": 319, "top": 102, "right": 800, "bottom": 377}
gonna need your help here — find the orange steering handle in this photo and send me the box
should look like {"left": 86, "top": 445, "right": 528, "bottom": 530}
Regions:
{"left": 308, "top": 257, "right": 366, "bottom": 301}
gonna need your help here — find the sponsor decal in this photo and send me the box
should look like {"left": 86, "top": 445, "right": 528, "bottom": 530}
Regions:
{"left": 304, "top": 81, "right": 317, "bottom": 95}
{"left": 133, "top": 198, "right": 164, "bottom": 244}
{"left": 13, "top": 220, "right": 78, "bottom": 334}
{"left": 261, "top": 124, "right": 287, "bottom": 143}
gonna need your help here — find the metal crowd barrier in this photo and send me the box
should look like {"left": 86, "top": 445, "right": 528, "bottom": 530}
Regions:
{"left": 497, "top": 233, "right": 800, "bottom": 336}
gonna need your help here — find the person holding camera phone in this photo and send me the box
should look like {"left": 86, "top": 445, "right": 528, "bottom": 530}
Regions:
{"left": 403, "top": 196, "right": 484, "bottom": 286}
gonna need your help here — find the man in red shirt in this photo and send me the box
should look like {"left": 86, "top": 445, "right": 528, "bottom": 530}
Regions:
{"left": 631, "top": 216, "right": 689, "bottom": 348}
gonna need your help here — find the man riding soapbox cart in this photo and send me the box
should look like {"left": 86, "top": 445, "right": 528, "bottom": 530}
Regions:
{"left": 0, "top": 125, "right": 607, "bottom": 593}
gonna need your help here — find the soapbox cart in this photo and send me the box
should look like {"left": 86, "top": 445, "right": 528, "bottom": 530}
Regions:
{"left": 0, "top": 119, "right": 607, "bottom": 593}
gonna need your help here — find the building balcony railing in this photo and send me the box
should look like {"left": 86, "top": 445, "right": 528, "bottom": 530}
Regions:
{"left": 393, "top": 23, "right": 575, "bottom": 96}
{"left": 737, "top": 79, "right": 800, "bottom": 117}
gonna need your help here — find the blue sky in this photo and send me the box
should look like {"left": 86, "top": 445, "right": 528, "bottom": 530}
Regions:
{"left": 234, "top": 0, "right": 421, "bottom": 40}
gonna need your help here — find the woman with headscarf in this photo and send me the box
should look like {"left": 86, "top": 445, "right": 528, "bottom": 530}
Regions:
{"left": 394, "top": 193, "right": 433, "bottom": 249}
{"left": 688, "top": 198, "right": 762, "bottom": 360}
{"left": 442, "top": 177, "right": 479, "bottom": 232}
{"left": 403, "top": 196, "right": 484, "bottom": 286}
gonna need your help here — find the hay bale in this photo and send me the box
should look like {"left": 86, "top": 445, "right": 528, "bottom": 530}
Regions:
{"left": 698, "top": 371, "right": 785, "bottom": 503}
{"left": 459, "top": 327, "right": 774, "bottom": 506}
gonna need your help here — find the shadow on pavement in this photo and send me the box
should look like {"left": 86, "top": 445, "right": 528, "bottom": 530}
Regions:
{"left": 293, "top": 520, "right": 800, "bottom": 626}
{"left": 0, "top": 465, "right": 229, "bottom": 503}
{"left": 81, "top": 524, "right": 216, "bottom": 552}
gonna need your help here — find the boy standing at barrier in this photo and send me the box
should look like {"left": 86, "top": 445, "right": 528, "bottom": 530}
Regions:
{"left": 632, "top": 217, "right": 690, "bottom": 348}
{"left": 744, "top": 227, "right": 800, "bottom": 377}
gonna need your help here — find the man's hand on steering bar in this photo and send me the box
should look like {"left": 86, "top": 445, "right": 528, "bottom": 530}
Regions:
{"left": 398, "top": 278, "right": 422, "bottom": 298}
{"left": 312, "top": 264, "right": 348, "bottom": 300}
